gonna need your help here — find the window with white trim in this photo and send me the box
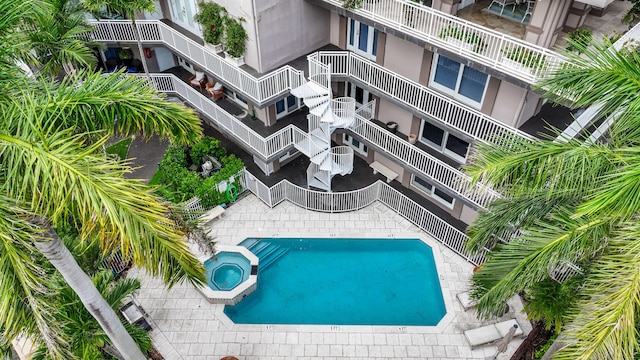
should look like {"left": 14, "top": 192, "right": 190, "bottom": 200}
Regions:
{"left": 275, "top": 94, "right": 300, "bottom": 119}
{"left": 347, "top": 18, "right": 379, "bottom": 61}
{"left": 419, "top": 120, "right": 470, "bottom": 163}
{"left": 429, "top": 54, "right": 489, "bottom": 108}
{"left": 223, "top": 87, "right": 248, "bottom": 109}
{"left": 345, "top": 82, "right": 373, "bottom": 108}
{"left": 343, "top": 134, "right": 367, "bottom": 156}
{"left": 411, "top": 175, "right": 455, "bottom": 209}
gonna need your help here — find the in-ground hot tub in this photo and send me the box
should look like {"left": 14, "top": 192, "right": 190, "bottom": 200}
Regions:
{"left": 197, "top": 245, "right": 258, "bottom": 305}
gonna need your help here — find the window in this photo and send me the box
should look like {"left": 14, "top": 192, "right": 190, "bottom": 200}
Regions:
{"left": 223, "top": 87, "right": 248, "bottom": 109}
{"left": 419, "top": 120, "right": 470, "bottom": 163}
{"left": 275, "top": 94, "right": 300, "bottom": 119}
{"left": 411, "top": 175, "right": 455, "bottom": 209}
{"left": 430, "top": 55, "right": 489, "bottom": 108}
{"left": 343, "top": 134, "right": 368, "bottom": 156}
{"left": 346, "top": 82, "right": 373, "bottom": 107}
{"left": 347, "top": 19, "right": 379, "bottom": 60}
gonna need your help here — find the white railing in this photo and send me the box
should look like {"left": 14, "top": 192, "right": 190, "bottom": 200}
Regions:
{"left": 146, "top": 72, "right": 497, "bottom": 208}
{"left": 89, "top": 20, "right": 305, "bottom": 104}
{"left": 313, "top": 51, "right": 534, "bottom": 145}
{"left": 242, "top": 169, "right": 487, "bottom": 264}
{"left": 331, "top": 145, "right": 354, "bottom": 174}
{"left": 144, "top": 74, "right": 297, "bottom": 158}
{"left": 351, "top": 114, "right": 500, "bottom": 208}
{"left": 320, "top": 0, "right": 565, "bottom": 84}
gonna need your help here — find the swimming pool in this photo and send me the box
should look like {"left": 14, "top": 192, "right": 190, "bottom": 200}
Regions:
{"left": 204, "top": 252, "right": 251, "bottom": 291}
{"left": 224, "top": 238, "right": 446, "bottom": 326}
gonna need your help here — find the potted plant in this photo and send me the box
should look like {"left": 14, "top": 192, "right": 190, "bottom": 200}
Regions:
{"left": 342, "top": 0, "right": 362, "bottom": 9}
{"left": 223, "top": 17, "right": 248, "bottom": 66}
{"left": 565, "top": 27, "right": 592, "bottom": 54}
{"left": 439, "top": 25, "right": 486, "bottom": 53}
{"left": 194, "top": 2, "right": 227, "bottom": 53}
{"left": 501, "top": 47, "right": 547, "bottom": 74}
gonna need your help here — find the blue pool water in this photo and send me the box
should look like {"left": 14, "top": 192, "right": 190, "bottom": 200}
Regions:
{"left": 224, "top": 238, "right": 446, "bottom": 325}
{"left": 204, "top": 252, "right": 251, "bottom": 291}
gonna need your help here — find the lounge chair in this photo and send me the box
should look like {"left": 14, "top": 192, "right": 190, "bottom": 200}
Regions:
{"left": 463, "top": 319, "right": 522, "bottom": 349}
{"left": 189, "top": 69, "right": 207, "bottom": 91}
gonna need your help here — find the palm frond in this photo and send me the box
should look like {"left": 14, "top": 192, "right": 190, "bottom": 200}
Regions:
{"left": 553, "top": 222, "right": 640, "bottom": 360}
{"left": 1, "top": 119, "right": 205, "bottom": 287}
{"left": 0, "top": 195, "right": 70, "bottom": 359}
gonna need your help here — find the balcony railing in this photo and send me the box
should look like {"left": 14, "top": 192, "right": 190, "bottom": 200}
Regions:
{"left": 319, "top": 0, "right": 565, "bottom": 84}
{"left": 90, "top": 20, "right": 306, "bottom": 104}
{"left": 146, "top": 73, "right": 498, "bottom": 208}
{"left": 146, "top": 74, "right": 297, "bottom": 158}
{"left": 242, "top": 169, "right": 487, "bottom": 265}
{"left": 313, "top": 51, "right": 534, "bottom": 145}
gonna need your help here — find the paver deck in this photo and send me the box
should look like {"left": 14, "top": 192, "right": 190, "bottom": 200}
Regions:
{"left": 131, "top": 195, "right": 531, "bottom": 360}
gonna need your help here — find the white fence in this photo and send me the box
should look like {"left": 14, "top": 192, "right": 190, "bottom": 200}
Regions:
{"left": 320, "top": 0, "right": 565, "bottom": 84}
{"left": 242, "top": 169, "right": 487, "bottom": 265}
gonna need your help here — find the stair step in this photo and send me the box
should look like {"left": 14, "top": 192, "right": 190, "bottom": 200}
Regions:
{"left": 319, "top": 156, "right": 332, "bottom": 171}
{"left": 260, "top": 248, "right": 289, "bottom": 270}
{"left": 239, "top": 238, "right": 259, "bottom": 248}
{"left": 255, "top": 244, "right": 279, "bottom": 259}
{"left": 303, "top": 96, "right": 329, "bottom": 109}
{"left": 295, "top": 136, "right": 327, "bottom": 158}
{"left": 310, "top": 150, "right": 328, "bottom": 165}
{"left": 309, "top": 128, "right": 327, "bottom": 140}
{"left": 291, "top": 81, "right": 329, "bottom": 98}
{"left": 249, "top": 241, "right": 269, "bottom": 254}
{"left": 308, "top": 177, "right": 330, "bottom": 191}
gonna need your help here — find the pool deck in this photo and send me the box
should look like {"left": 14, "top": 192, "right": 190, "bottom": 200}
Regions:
{"left": 131, "top": 195, "right": 531, "bottom": 360}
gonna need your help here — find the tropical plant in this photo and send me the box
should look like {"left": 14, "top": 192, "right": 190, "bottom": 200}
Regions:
{"left": 193, "top": 2, "right": 227, "bottom": 45}
{"left": 623, "top": 0, "right": 640, "bottom": 25}
{"left": 566, "top": 27, "right": 593, "bottom": 53}
{"left": 223, "top": 17, "right": 248, "bottom": 58}
{"left": 0, "top": 1, "right": 207, "bottom": 358}
{"left": 502, "top": 47, "right": 548, "bottom": 70}
{"left": 465, "top": 40, "right": 640, "bottom": 359}
{"left": 342, "top": 0, "right": 362, "bottom": 9}
{"left": 31, "top": 272, "right": 152, "bottom": 360}
{"left": 439, "top": 25, "right": 486, "bottom": 52}
{"left": 27, "top": 0, "right": 98, "bottom": 77}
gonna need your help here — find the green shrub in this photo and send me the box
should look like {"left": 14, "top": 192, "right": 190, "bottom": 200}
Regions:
{"left": 566, "top": 27, "right": 593, "bottom": 53}
{"left": 533, "top": 333, "right": 559, "bottom": 359}
{"left": 502, "top": 47, "right": 548, "bottom": 70}
{"left": 224, "top": 17, "right": 248, "bottom": 58}
{"left": 189, "top": 137, "right": 226, "bottom": 167}
{"left": 193, "top": 2, "right": 227, "bottom": 45}
{"left": 439, "top": 25, "right": 486, "bottom": 53}
{"left": 156, "top": 137, "right": 244, "bottom": 207}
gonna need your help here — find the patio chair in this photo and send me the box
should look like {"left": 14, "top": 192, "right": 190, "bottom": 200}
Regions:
{"left": 189, "top": 69, "right": 207, "bottom": 92}
{"left": 206, "top": 82, "right": 225, "bottom": 101}
{"left": 490, "top": 0, "right": 517, "bottom": 15}
{"left": 521, "top": 0, "right": 535, "bottom": 23}
{"left": 463, "top": 319, "right": 523, "bottom": 349}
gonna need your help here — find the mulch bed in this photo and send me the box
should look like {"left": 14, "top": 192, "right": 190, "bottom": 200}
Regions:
{"left": 511, "top": 321, "right": 555, "bottom": 360}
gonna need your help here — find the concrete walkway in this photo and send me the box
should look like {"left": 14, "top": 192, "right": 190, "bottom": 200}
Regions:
{"left": 130, "top": 195, "right": 531, "bottom": 360}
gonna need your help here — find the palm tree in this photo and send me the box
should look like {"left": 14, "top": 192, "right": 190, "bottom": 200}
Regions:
{"left": 1, "top": 1, "right": 206, "bottom": 359}
{"left": 31, "top": 271, "right": 152, "bottom": 359}
{"left": 28, "top": 0, "right": 98, "bottom": 77}
{"left": 465, "top": 40, "right": 640, "bottom": 359}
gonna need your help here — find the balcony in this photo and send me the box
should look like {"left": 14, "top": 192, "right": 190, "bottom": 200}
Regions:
{"left": 458, "top": 0, "right": 633, "bottom": 50}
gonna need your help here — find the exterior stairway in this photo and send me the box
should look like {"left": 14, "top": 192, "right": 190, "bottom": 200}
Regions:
{"left": 291, "top": 65, "right": 355, "bottom": 191}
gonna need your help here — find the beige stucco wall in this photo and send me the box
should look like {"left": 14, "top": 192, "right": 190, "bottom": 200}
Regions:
{"left": 377, "top": 99, "right": 414, "bottom": 135}
{"left": 525, "top": 0, "right": 571, "bottom": 47}
{"left": 489, "top": 81, "right": 527, "bottom": 127}
{"left": 330, "top": 12, "right": 341, "bottom": 47}
{"left": 459, "top": 205, "right": 479, "bottom": 226}
{"left": 383, "top": 35, "right": 424, "bottom": 82}
{"left": 253, "top": 0, "right": 330, "bottom": 72}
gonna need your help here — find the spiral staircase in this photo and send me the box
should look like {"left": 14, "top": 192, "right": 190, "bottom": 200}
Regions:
{"left": 290, "top": 66, "right": 356, "bottom": 191}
